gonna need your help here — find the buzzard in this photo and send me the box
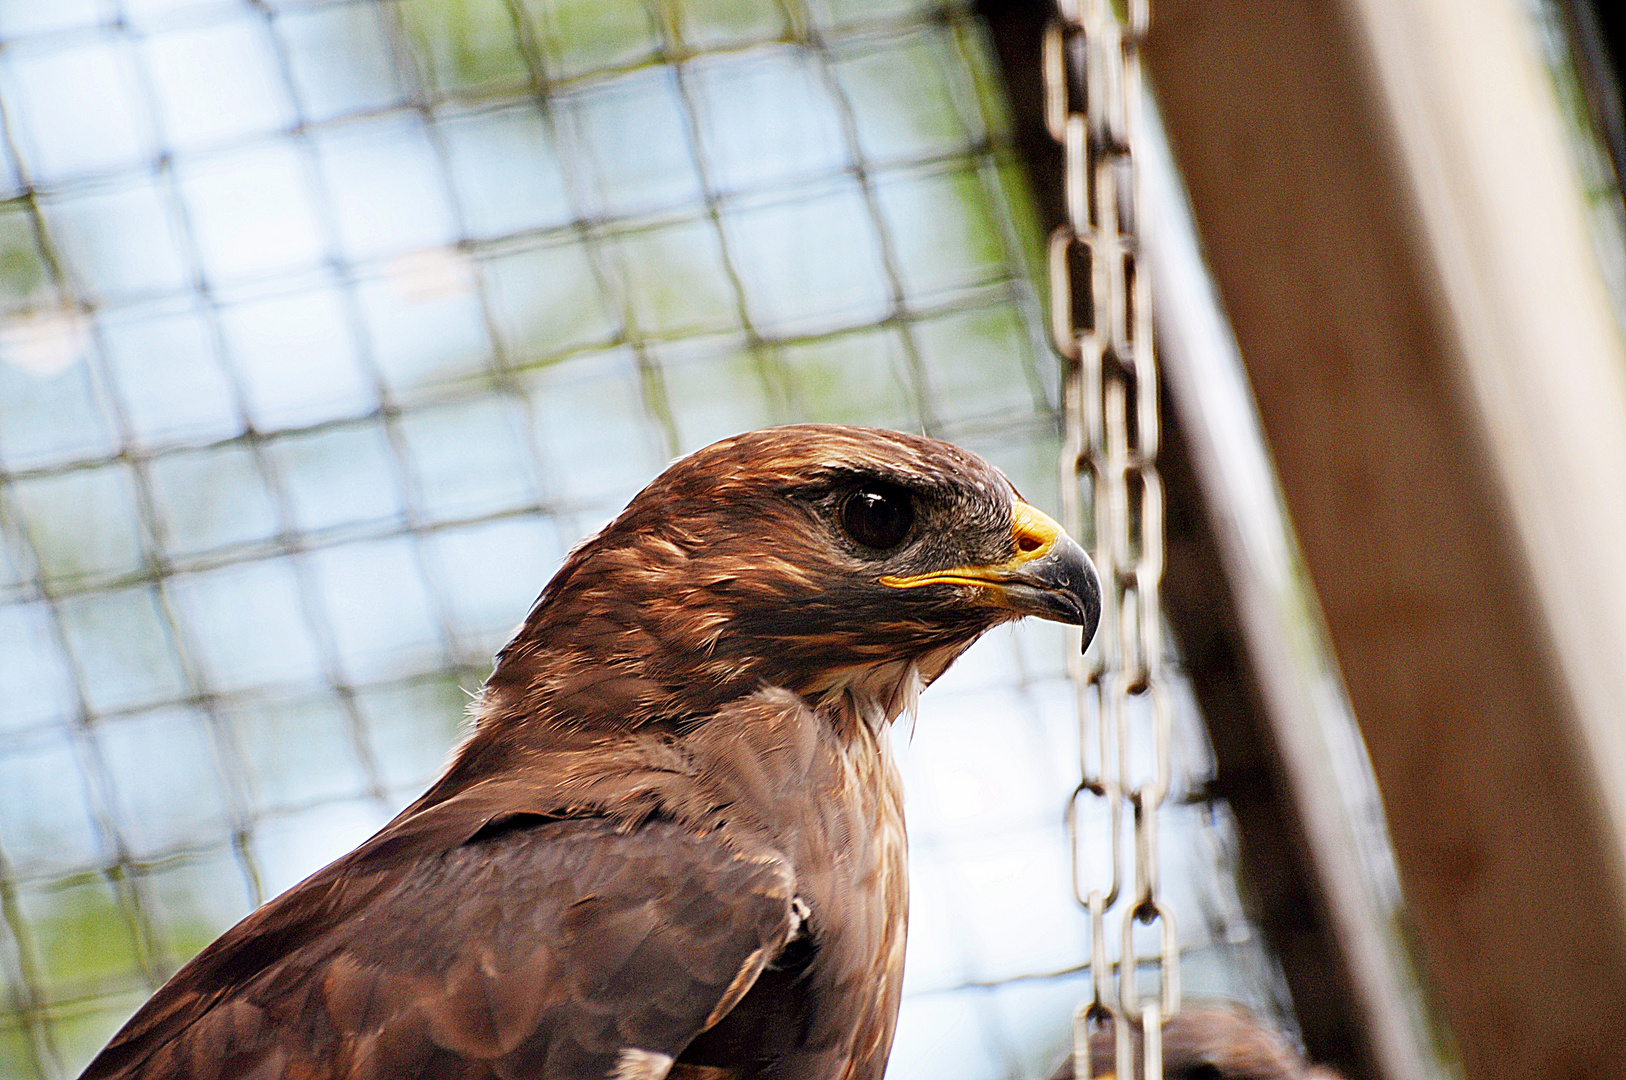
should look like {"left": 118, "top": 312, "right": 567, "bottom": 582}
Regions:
{"left": 80, "top": 425, "right": 1101, "bottom": 1080}
{"left": 1050, "top": 1003, "right": 1348, "bottom": 1080}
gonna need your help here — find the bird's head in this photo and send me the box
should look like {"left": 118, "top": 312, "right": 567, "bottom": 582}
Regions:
{"left": 485, "top": 425, "right": 1100, "bottom": 732}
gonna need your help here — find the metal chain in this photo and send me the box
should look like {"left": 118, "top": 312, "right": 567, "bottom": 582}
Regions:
{"left": 1051, "top": 0, "right": 1179, "bottom": 1077}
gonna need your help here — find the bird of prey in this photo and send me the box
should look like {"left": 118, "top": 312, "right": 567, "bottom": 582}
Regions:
{"left": 80, "top": 425, "right": 1100, "bottom": 1080}
{"left": 1049, "top": 1004, "right": 1348, "bottom": 1080}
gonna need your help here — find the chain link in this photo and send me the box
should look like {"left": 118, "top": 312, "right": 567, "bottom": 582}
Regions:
{"left": 1050, "top": 0, "right": 1179, "bottom": 1076}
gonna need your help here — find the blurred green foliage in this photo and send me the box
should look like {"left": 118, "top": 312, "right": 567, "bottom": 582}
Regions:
{"left": 22, "top": 882, "right": 143, "bottom": 995}
{"left": 396, "top": 0, "right": 532, "bottom": 97}
{"left": 0, "top": 199, "right": 49, "bottom": 311}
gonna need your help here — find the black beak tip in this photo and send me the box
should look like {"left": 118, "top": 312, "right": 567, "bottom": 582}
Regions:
{"left": 1072, "top": 542, "right": 1103, "bottom": 649}
{"left": 1081, "top": 567, "right": 1102, "bottom": 647}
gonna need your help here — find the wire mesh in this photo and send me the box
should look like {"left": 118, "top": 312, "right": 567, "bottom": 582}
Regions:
{"left": 0, "top": 1, "right": 1292, "bottom": 1076}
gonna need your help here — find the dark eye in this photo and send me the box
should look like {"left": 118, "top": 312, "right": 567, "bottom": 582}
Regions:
{"left": 841, "top": 485, "right": 914, "bottom": 550}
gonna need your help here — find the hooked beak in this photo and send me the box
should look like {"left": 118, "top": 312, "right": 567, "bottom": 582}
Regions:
{"left": 880, "top": 501, "right": 1102, "bottom": 645}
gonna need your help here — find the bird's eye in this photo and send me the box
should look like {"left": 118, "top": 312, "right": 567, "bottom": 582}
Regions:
{"left": 841, "top": 485, "right": 914, "bottom": 551}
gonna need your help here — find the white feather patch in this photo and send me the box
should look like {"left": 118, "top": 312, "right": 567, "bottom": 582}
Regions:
{"left": 820, "top": 656, "right": 933, "bottom": 738}
{"left": 788, "top": 895, "right": 811, "bottom": 939}
{"left": 614, "top": 1048, "right": 674, "bottom": 1080}
{"left": 899, "top": 660, "right": 922, "bottom": 742}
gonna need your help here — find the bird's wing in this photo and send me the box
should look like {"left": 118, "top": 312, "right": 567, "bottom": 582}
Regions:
{"left": 80, "top": 798, "right": 800, "bottom": 1080}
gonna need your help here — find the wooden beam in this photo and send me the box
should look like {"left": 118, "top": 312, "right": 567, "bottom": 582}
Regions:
{"left": 1142, "top": 2, "right": 1626, "bottom": 1078}
{"left": 1147, "top": 115, "right": 1454, "bottom": 1080}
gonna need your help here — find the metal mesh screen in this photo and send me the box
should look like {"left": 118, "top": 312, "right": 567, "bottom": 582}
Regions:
{"left": 0, "top": 1, "right": 1291, "bottom": 1076}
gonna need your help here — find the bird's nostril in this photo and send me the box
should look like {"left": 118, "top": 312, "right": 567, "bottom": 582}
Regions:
{"left": 1017, "top": 534, "right": 1042, "bottom": 553}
